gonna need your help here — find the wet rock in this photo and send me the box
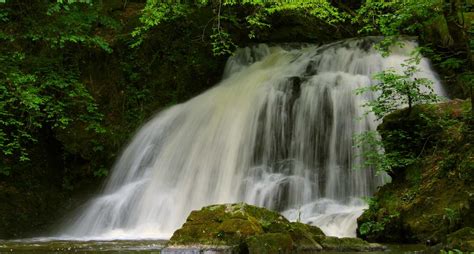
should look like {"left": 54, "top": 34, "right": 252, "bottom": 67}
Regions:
{"left": 304, "top": 59, "right": 319, "bottom": 76}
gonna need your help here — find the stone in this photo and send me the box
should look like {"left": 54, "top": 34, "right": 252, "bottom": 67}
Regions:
{"left": 167, "top": 203, "right": 385, "bottom": 253}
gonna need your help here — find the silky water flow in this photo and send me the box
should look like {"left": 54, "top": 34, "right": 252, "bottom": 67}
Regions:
{"left": 59, "top": 37, "right": 445, "bottom": 240}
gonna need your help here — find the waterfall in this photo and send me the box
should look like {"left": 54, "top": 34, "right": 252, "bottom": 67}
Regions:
{"left": 59, "top": 37, "right": 444, "bottom": 240}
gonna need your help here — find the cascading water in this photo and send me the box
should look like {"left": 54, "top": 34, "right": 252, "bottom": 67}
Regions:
{"left": 59, "top": 37, "right": 444, "bottom": 240}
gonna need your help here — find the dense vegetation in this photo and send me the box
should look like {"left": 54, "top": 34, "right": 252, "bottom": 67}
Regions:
{"left": 0, "top": 0, "right": 472, "bottom": 244}
{"left": 0, "top": 0, "right": 227, "bottom": 237}
{"left": 357, "top": 100, "right": 473, "bottom": 250}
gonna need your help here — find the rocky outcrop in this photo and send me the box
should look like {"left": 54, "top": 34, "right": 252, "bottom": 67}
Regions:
{"left": 357, "top": 100, "right": 474, "bottom": 247}
{"left": 164, "top": 203, "right": 384, "bottom": 253}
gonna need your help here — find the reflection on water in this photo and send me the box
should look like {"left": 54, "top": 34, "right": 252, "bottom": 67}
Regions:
{"left": 0, "top": 239, "right": 428, "bottom": 254}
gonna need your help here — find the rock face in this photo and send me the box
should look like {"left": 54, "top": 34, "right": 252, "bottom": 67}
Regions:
{"left": 165, "top": 203, "right": 384, "bottom": 253}
{"left": 357, "top": 100, "right": 474, "bottom": 245}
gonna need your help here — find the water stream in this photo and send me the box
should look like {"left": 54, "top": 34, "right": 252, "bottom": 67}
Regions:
{"left": 56, "top": 37, "right": 444, "bottom": 240}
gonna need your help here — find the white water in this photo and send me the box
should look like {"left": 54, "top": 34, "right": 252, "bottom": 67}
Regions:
{"left": 59, "top": 37, "right": 444, "bottom": 240}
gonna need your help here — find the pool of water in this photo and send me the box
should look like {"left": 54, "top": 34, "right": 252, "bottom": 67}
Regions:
{"left": 0, "top": 239, "right": 428, "bottom": 253}
{"left": 0, "top": 240, "right": 165, "bottom": 253}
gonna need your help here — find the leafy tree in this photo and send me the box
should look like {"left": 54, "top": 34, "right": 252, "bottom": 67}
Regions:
{"left": 131, "top": 0, "right": 347, "bottom": 55}
{"left": 354, "top": 55, "right": 439, "bottom": 174}
{"left": 0, "top": 52, "right": 105, "bottom": 163}
{"left": 353, "top": 131, "right": 395, "bottom": 175}
{"left": 353, "top": 0, "right": 473, "bottom": 114}
{"left": 357, "top": 56, "right": 440, "bottom": 120}
{"left": 0, "top": 1, "right": 116, "bottom": 175}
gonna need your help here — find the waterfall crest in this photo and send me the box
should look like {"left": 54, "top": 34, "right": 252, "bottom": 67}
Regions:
{"left": 60, "top": 37, "right": 444, "bottom": 240}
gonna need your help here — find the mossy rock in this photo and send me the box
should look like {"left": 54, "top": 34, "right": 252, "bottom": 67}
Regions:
{"left": 321, "top": 236, "right": 385, "bottom": 252}
{"left": 167, "top": 203, "right": 385, "bottom": 253}
{"left": 357, "top": 100, "right": 474, "bottom": 244}
{"left": 246, "top": 233, "right": 294, "bottom": 254}
{"left": 168, "top": 203, "right": 284, "bottom": 247}
{"left": 285, "top": 222, "right": 324, "bottom": 250}
{"left": 445, "top": 227, "right": 474, "bottom": 251}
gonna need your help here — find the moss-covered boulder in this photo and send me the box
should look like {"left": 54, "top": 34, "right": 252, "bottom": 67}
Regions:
{"left": 246, "top": 233, "right": 294, "bottom": 253}
{"left": 321, "top": 237, "right": 385, "bottom": 252}
{"left": 357, "top": 100, "right": 474, "bottom": 245}
{"left": 168, "top": 203, "right": 279, "bottom": 247}
{"left": 166, "top": 203, "right": 385, "bottom": 253}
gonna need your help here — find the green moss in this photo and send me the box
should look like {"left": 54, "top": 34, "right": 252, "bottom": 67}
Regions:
{"left": 246, "top": 233, "right": 294, "bottom": 254}
{"left": 168, "top": 203, "right": 288, "bottom": 247}
{"left": 218, "top": 219, "right": 264, "bottom": 237}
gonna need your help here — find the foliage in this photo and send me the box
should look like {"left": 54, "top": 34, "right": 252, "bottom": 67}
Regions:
{"left": 444, "top": 208, "right": 461, "bottom": 232}
{"left": 354, "top": 0, "right": 443, "bottom": 53}
{"left": 353, "top": 131, "right": 415, "bottom": 175}
{"left": 358, "top": 220, "right": 384, "bottom": 236}
{"left": 234, "top": 0, "right": 347, "bottom": 41}
{"left": 353, "top": 0, "right": 472, "bottom": 115}
{"left": 357, "top": 55, "right": 439, "bottom": 120}
{"left": 440, "top": 58, "right": 465, "bottom": 71}
{"left": 210, "top": 27, "right": 237, "bottom": 56}
{"left": 358, "top": 198, "right": 400, "bottom": 237}
{"left": 459, "top": 71, "right": 474, "bottom": 116}
{"left": 354, "top": 52, "right": 441, "bottom": 174}
{"left": 355, "top": 0, "right": 443, "bottom": 34}
{"left": 353, "top": 103, "right": 463, "bottom": 175}
{"left": 131, "top": 2, "right": 190, "bottom": 48}
{"left": 0, "top": 52, "right": 104, "bottom": 164}
{"left": 357, "top": 100, "right": 473, "bottom": 243}
{"left": 358, "top": 212, "right": 400, "bottom": 237}
{"left": 0, "top": 1, "right": 117, "bottom": 175}
{"left": 132, "top": 0, "right": 347, "bottom": 55}
{"left": 28, "top": 2, "right": 117, "bottom": 52}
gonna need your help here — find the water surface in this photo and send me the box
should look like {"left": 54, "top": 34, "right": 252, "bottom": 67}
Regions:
{"left": 0, "top": 239, "right": 428, "bottom": 254}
